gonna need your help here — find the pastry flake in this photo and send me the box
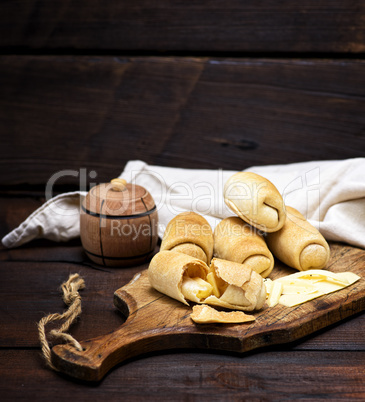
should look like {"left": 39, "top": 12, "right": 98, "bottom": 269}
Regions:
{"left": 190, "top": 304, "right": 255, "bottom": 324}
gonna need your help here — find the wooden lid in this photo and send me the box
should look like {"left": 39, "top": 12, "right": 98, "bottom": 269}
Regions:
{"left": 83, "top": 179, "right": 156, "bottom": 217}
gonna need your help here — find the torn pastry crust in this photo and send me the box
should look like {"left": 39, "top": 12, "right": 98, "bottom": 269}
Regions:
{"left": 148, "top": 251, "right": 266, "bottom": 312}
{"left": 266, "top": 206, "right": 330, "bottom": 271}
{"left": 213, "top": 217, "right": 274, "bottom": 278}
{"left": 224, "top": 172, "right": 286, "bottom": 233}
{"left": 160, "top": 211, "right": 214, "bottom": 263}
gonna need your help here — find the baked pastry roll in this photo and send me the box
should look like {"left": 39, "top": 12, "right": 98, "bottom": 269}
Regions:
{"left": 148, "top": 251, "right": 210, "bottom": 306}
{"left": 160, "top": 211, "right": 214, "bottom": 264}
{"left": 213, "top": 217, "right": 274, "bottom": 278}
{"left": 224, "top": 172, "right": 286, "bottom": 232}
{"left": 148, "top": 251, "right": 266, "bottom": 312}
{"left": 266, "top": 206, "right": 330, "bottom": 271}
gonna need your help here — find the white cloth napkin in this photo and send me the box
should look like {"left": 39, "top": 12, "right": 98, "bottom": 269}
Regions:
{"left": 2, "top": 158, "right": 365, "bottom": 249}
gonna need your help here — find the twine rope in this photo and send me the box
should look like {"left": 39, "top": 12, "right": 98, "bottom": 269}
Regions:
{"left": 37, "top": 273, "right": 85, "bottom": 370}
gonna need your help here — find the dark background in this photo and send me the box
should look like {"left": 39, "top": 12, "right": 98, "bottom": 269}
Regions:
{"left": 1, "top": 1, "right": 365, "bottom": 189}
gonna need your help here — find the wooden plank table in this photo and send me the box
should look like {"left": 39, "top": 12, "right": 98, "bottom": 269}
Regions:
{"left": 1, "top": 193, "right": 364, "bottom": 400}
{"left": 1, "top": 1, "right": 365, "bottom": 399}
{"left": 2, "top": 1, "right": 365, "bottom": 53}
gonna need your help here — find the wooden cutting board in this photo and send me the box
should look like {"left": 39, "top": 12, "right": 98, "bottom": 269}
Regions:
{"left": 52, "top": 243, "right": 365, "bottom": 382}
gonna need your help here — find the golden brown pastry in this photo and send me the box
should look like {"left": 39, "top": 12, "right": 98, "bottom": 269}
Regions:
{"left": 224, "top": 172, "right": 286, "bottom": 232}
{"left": 190, "top": 305, "right": 255, "bottom": 324}
{"left": 266, "top": 206, "right": 330, "bottom": 271}
{"left": 160, "top": 211, "right": 214, "bottom": 263}
{"left": 148, "top": 251, "right": 210, "bottom": 306}
{"left": 213, "top": 216, "right": 274, "bottom": 278}
{"left": 148, "top": 251, "right": 266, "bottom": 312}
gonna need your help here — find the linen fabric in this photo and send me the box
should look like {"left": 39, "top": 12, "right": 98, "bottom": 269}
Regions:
{"left": 2, "top": 158, "right": 365, "bottom": 249}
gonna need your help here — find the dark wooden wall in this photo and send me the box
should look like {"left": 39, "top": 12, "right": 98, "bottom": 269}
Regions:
{"left": 1, "top": 1, "right": 365, "bottom": 189}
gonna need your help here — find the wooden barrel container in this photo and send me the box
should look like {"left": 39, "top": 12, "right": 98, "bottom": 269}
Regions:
{"left": 80, "top": 179, "right": 158, "bottom": 267}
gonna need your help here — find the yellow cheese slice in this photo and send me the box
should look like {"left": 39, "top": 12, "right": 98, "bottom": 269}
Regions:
{"left": 264, "top": 278, "right": 274, "bottom": 296}
{"left": 278, "top": 291, "right": 324, "bottom": 307}
{"left": 312, "top": 281, "right": 345, "bottom": 294}
{"left": 267, "top": 281, "right": 283, "bottom": 307}
{"left": 275, "top": 270, "right": 349, "bottom": 286}
{"left": 274, "top": 270, "right": 360, "bottom": 307}
{"left": 281, "top": 279, "right": 317, "bottom": 295}
{"left": 190, "top": 305, "right": 255, "bottom": 324}
{"left": 336, "top": 272, "right": 361, "bottom": 283}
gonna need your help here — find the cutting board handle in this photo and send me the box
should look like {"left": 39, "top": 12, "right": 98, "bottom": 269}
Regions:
{"left": 51, "top": 319, "right": 170, "bottom": 381}
{"left": 51, "top": 276, "right": 194, "bottom": 381}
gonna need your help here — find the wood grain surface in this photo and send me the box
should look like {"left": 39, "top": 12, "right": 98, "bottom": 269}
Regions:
{"left": 50, "top": 243, "right": 365, "bottom": 381}
{"left": 1, "top": 197, "right": 364, "bottom": 398}
{"left": 1, "top": 56, "right": 364, "bottom": 187}
{"left": 1, "top": 0, "right": 365, "bottom": 398}
{"left": 80, "top": 182, "right": 158, "bottom": 266}
{"left": 2, "top": 350, "right": 365, "bottom": 400}
{"left": 1, "top": 1, "right": 365, "bottom": 53}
